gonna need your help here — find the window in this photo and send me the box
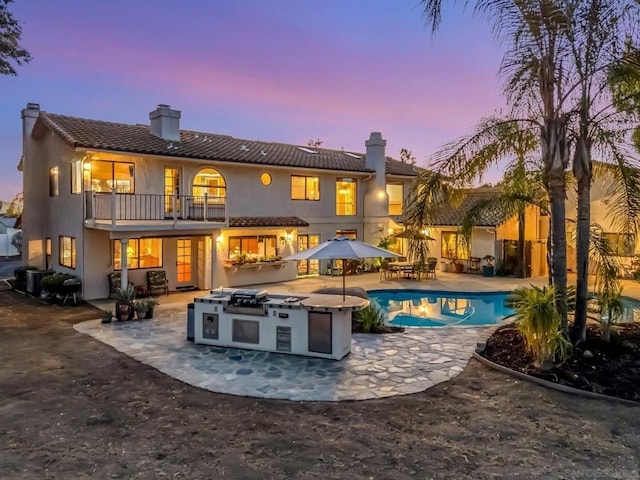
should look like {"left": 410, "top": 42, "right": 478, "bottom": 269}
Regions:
{"left": 193, "top": 168, "right": 226, "bottom": 204}
{"left": 336, "top": 229, "right": 357, "bottom": 239}
{"left": 113, "top": 238, "right": 163, "bottom": 270}
{"left": 387, "top": 183, "right": 404, "bottom": 215}
{"left": 49, "top": 167, "right": 59, "bottom": 197}
{"left": 602, "top": 232, "right": 635, "bottom": 257}
{"left": 336, "top": 178, "right": 356, "bottom": 215}
{"left": 86, "top": 160, "right": 135, "bottom": 193}
{"left": 71, "top": 161, "right": 82, "bottom": 194}
{"left": 45, "top": 237, "right": 51, "bottom": 270}
{"left": 228, "top": 235, "right": 277, "bottom": 260}
{"left": 291, "top": 175, "right": 320, "bottom": 200}
{"left": 441, "top": 231, "right": 469, "bottom": 259}
{"left": 59, "top": 236, "right": 76, "bottom": 268}
{"left": 261, "top": 172, "right": 272, "bottom": 186}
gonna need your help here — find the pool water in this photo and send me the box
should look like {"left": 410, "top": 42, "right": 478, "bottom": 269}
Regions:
{"left": 369, "top": 289, "right": 514, "bottom": 327}
{"left": 369, "top": 289, "right": 640, "bottom": 328}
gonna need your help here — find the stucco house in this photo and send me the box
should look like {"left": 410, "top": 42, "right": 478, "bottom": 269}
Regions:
{"left": 20, "top": 103, "right": 418, "bottom": 299}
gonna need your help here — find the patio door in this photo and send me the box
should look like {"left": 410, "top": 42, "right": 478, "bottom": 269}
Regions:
{"left": 176, "top": 239, "right": 192, "bottom": 287}
{"left": 164, "top": 168, "right": 180, "bottom": 218}
{"left": 297, "top": 234, "right": 320, "bottom": 275}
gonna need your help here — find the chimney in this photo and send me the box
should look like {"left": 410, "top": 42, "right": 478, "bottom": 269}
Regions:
{"left": 365, "top": 131, "right": 387, "bottom": 188}
{"left": 149, "top": 104, "right": 181, "bottom": 142}
{"left": 21, "top": 102, "right": 40, "bottom": 165}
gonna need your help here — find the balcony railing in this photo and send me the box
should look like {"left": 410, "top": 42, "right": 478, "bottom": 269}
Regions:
{"left": 85, "top": 191, "right": 226, "bottom": 223}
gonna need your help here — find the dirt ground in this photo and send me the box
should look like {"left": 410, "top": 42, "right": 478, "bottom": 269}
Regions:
{"left": 1, "top": 289, "right": 639, "bottom": 480}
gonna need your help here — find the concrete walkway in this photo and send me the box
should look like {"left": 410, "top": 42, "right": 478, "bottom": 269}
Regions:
{"left": 78, "top": 272, "right": 549, "bottom": 401}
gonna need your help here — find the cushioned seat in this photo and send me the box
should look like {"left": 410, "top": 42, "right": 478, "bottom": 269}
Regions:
{"left": 147, "top": 270, "right": 169, "bottom": 296}
{"left": 108, "top": 272, "right": 134, "bottom": 299}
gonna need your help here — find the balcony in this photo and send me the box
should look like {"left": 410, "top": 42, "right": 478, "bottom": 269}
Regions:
{"left": 84, "top": 191, "right": 227, "bottom": 231}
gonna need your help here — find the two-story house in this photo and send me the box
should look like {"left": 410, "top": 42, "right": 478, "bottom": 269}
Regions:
{"left": 20, "top": 103, "right": 417, "bottom": 300}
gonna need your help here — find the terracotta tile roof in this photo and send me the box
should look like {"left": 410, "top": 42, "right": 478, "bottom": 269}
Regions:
{"left": 431, "top": 189, "right": 511, "bottom": 227}
{"left": 228, "top": 216, "right": 309, "bottom": 228}
{"left": 35, "top": 112, "right": 418, "bottom": 177}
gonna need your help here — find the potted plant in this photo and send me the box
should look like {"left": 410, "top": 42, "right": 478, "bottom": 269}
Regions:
{"left": 101, "top": 309, "right": 114, "bottom": 324}
{"left": 450, "top": 256, "right": 464, "bottom": 273}
{"left": 132, "top": 298, "right": 148, "bottom": 320}
{"left": 143, "top": 297, "right": 159, "bottom": 319}
{"left": 114, "top": 284, "right": 136, "bottom": 321}
{"left": 482, "top": 255, "right": 495, "bottom": 277}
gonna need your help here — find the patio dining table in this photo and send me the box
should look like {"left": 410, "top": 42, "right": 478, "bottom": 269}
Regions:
{"left": 390, "top": 261, "right": 415, "bottom": 280}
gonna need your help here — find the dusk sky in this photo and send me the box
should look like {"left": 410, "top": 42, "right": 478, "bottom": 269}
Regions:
{"left": 0, "top": 0, "right": 506, "bottom": 201}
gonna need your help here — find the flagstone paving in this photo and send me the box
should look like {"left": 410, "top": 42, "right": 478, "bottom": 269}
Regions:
{"left": 75, "top": 302, "right": 496, "bottom": 401}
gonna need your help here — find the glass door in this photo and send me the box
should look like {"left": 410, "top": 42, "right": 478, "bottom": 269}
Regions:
{"left": 297, "top": 234, "right": 320, "bottom": 275}
{"left": 176, "top": 239, "right": 192, "bottom": 287}
{"left": 164, "top": 168, "right": 180, "bottom": 218}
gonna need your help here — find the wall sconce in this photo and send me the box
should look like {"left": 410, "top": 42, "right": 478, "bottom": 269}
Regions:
{"left": 285, "top": 232, "right": 293, "bottom": 241}
{"left": 376, "top": 190, "right": 386, "bottom": 200}
{"left": 377, "top": 223, "right": 384, "bottom": 232}
{"left": 216, "top": 235, "right": 224, "bottom": 244}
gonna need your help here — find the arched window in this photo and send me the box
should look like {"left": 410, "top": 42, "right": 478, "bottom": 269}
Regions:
{"left": 192, "top": 168, "right": 226, "bottom": 204}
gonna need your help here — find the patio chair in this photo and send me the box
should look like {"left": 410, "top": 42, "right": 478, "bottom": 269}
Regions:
{"left": 147, "top": 270, "right": 169, "bottom": 296}
{"left": 379, "top": 259, "right": 391, "bottom": 280}
{"left": 426, "top": 258, "right": 437, "bottom": 279}
{"left": 108, "top": 272, "right": 134, "bottom": 299}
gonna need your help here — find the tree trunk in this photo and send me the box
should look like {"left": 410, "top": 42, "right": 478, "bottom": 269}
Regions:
{"left": 518, "top": 207, "right": 526, "bottom": 278}
{"left": 541, "top": 117, "right": 569, "bottom": 330}
{"left": 572, "top": 135, "right": 592, "bottom": 343}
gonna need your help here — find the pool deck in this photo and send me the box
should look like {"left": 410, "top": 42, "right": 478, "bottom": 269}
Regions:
{"left": 79, "top": 272, "right": 553, "bottom": 401}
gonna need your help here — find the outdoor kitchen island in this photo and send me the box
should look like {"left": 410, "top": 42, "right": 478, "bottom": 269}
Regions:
{"left": 193, "top": 288, "right": 369, "bottom": 360}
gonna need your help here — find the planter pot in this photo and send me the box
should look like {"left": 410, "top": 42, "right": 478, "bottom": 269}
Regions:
{"left": 116, "top": 303, "right": 134, "bottom": 321}
{"left": 482, "top": 265, "right": 495, "bottom": 277}
{"left": 453, "top": 263, "right": 464, "bottom": 274}
{"left": 144, "top": 308, "right": 154, "bottom": 319}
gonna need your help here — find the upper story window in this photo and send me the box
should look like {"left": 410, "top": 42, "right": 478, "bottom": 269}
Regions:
{"left": 387, "top": 183, "right": 403, "bottom": 215}
{"left": 291, "top": 175, "right": 319, "bottom": 201}
{"left": 59, "top": 236, "right": 76, "bottom": 268}
{"left": 49, "top": 167, "right": 59, "bottom": 197}
{"left": 113, "top": 238, "right": 163, "bottom": 270}
{"left": 193, "top": 168, "right": 226, "bottom": 204}
{"left": 85, "top": 160, "right": 135, "bottom": 193}
{"left": 71, "top": 161, "right": 82, "bottom": 194}
{"left": 336, "top": 178, "right": 356, "bottom": 215}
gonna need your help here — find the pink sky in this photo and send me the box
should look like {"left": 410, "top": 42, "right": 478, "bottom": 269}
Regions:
{"left": 0, "top": 0, "right": 506, "bottom": 201}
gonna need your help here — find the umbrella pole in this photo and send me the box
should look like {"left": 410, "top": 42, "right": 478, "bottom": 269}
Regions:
{"left": 342, "top": 259, "right": 346, "bottom": 301}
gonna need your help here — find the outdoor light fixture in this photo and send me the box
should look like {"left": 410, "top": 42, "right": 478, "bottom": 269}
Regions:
{"left": 377, "top": 190, "right": 386, "bottom": 200}
{"left": 216, "top": 235, "right": 223, "bottom": 243}
{"left": 377, "top": 223, "right": 384, "bottom": 232}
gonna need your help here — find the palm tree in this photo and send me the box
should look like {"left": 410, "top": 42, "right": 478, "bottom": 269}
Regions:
{"left": 419, "top": 0, "right": 574, "bottom": 327}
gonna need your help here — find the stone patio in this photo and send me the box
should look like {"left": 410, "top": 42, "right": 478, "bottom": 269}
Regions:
{"left": 78, "top": 272, "right": 547, "bottom": 401}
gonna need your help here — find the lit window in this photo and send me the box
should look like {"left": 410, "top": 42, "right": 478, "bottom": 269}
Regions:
{"left": 193, "top": 168, "right": 226, "bottom": 204}
{"left": 71, "top": 161, "right": 82, "bottom": 194}
{"left": 228, "top": 235, "right": 277, "bottom": 260}
{"left": 261, "top": 172, "right": 272, "bottom": 186}
{"left": 602, "top": 232, "right": 635, "bottom": 257}
{"left": 291, "top": 175, "right": 320, "bottom": 200}
{"left": 336, "top": 178, "right": 356, "bottom": 215}
{"left": 59, "top": 236, "right": 76, "bottom": 268}
{"left": 87, "top": 160, "right": 134, "bottom": 193}
{"left": 386, "top": 183, "right": 403, "bottom": 215}
{"left": 49, "top": 167, "right": 59, "bottom": 197}
{"left": 441, "top": 232, "right": 469, "bottom": 260}
{"left": 113, "top": 238, "right": 163, "bottom": 270}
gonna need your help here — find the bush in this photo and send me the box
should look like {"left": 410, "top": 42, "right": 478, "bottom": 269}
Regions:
{"left": 352, "top": 302, "right": 386, "bottom": 333}
{"left": 41, "top": 272, "right": 75, "bottom": 295}
{"left": 505, "top": 285, "right": 571, "bottom": 366}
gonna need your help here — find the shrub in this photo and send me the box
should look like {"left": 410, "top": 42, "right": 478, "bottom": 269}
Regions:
{"left": 352, "top": 302, "right": 386, "bottom": 333}
{"left": 41, "top": 272, "right": 74, "bottom": 295}
{"left": 595, "top": 288, "right": 624, "bottom": 342}
{"left": 505, "top": 285, "right": 571, "bottom": 366}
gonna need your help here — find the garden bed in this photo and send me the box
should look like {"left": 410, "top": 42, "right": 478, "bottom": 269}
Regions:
{"left": 482, "top": 322, "right": 640, "bottom": 402}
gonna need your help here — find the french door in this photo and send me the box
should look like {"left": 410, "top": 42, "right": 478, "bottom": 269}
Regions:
{"left": 297, "top": 234, "right": 320, "bottom": 275}
{"left": 176, "top": 239, "right": 192, "bottom": 287}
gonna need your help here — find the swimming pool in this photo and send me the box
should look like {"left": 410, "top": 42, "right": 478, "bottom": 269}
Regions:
{"left": 368, "top": 289, "right": 514, "bottom": 327}
{"left": 369, "top": 289, "right": 640, "bottom": 328}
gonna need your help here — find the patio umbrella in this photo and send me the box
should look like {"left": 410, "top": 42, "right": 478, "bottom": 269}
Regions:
{"left": 284, "top": 236, "right": 402, "bottom": 299}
